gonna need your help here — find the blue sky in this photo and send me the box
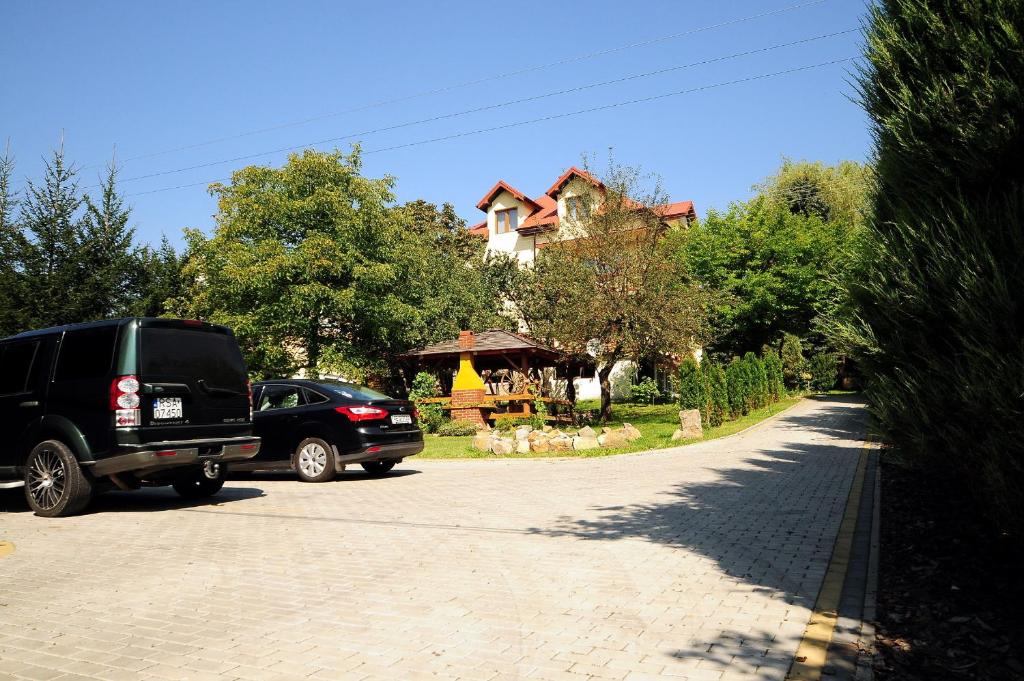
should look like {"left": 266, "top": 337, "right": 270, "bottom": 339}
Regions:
{"left": 1, "top": 0, "right": 870, "bottom": 248}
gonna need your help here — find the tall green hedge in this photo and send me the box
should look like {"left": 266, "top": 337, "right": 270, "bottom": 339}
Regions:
{"left": 725, "top": 358, "right": 747, "bottom": 418}
{"left": 678, "top": 357, "right": 707, "bottom": 416}
{"left": 763, "top": 350, "right": 786, "bottom": 400}
{"left": 706, "top": 361, "right": 728, "bottom": 427}
{"left": 852, "top": 0, "right": 1024, "bottom": 531}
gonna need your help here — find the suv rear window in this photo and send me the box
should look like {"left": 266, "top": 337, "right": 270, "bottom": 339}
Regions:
{"left": 54, "top": 325, "right": 117, "bottom": 382}
{"left": 141, "top": 327, "right": 247, "bottom": 388}
{"left": 0, "top": 341, "right": 40, "bottom": 394}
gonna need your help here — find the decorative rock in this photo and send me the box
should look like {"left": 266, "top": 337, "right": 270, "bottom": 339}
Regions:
{"left": 527, "top": 430, "right": 545, "bottom": 442}
{"left": 515, "top": 427, "right": 533, "bottom": 441}
{"left": 622, "top": 423, "right": 643, "bottom": 441}
{"left": 599, "top": 430, "right": 630, "bottom": 448}
{"left": 550, "top": 436, "right": 573, "bottom": 451}
{"left": 530, "top": 439, "right": 550, "bottom": 453}
{"left": 573, "top": 436, "right": 600, "bottom": 451}
{"left": 602, "top": 427, "right": 612, "bottom": 434}
{"left": 516, "top": 439, "right": 531, "bottom": 454}
{"left": 671, "top": 429, "right": 686, "bottom": 441}
{"left": 542, "top": 425, "right": 553, "bottom": 432}
{"left": 472, "top": 434, "right": 492, "bottom": 451}
{"left": 490, "top": 438, "right": 515, "bottom": 456}
{"left": 677, "top": 410, "right": 703, "bottom": 439}
{"left": 577, "top": 426, "right": 597, "bottom": 439}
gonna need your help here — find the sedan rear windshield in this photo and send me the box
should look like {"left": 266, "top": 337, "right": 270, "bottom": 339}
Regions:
{"left": 141, "top": 327, "right": 247, "bottom": 388}
{"left": 317, "top": 381, "right": 391, "bottom": 401}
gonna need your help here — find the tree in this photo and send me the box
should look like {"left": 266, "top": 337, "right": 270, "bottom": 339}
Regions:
{"left": 0, "top": 143, "right": 29, "bottom": 336}
{"left": 725, "top": 358, "right": 747, "bottom": 419}
{"left": 845, "top": 0, "right": 1024, "bottom": 531}
{"left": 132, "top": 237, "right": 183, "bottom": 317}
{"left": 174, "top": 147, "right": 508, "bottom": 385}
{"left": 515, "top": 162, "right": 708, "bottom": 421}
{"left": 706, "top": 360, "right": 728, "bottom": 427}
{"left": 762, "top": 348, "right": 786, "bottom": 400}
{"left": 18, "top": 144, "right": 87, "bottom": 328}
{"left": 780, "top": 333, "right": 806, "bottom": 390}
{"left": 78, "top": 160, "right": 137, "bottom": 319}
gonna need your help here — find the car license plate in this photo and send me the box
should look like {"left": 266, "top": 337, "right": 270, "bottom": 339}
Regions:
{"left": 391, "top": 414, "right": 412, "bottom": 424}
{"left": 153, "top": 397, "right": 183, "bottom": 419}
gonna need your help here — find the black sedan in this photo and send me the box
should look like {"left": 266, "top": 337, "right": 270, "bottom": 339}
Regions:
{"left": 236, "top": 379, "right": 423, "bottom": 482}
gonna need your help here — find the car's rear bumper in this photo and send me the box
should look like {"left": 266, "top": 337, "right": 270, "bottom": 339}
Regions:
{"left": 88, "top": 436, "right": 261, "bottom": 477}
{"left": 336, "top": 440, "right": 423, "bottom": 466}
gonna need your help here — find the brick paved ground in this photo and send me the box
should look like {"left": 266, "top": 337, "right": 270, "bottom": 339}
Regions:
{"left": 0, "top": 395, "right": 867, "bottom": 681}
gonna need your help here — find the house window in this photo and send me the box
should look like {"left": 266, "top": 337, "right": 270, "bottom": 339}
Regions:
{"left": 566, "top": 196, "right": 589, "bottom": 220}
{"left": 495, "top": 208, "right": 517, "bottom": 234}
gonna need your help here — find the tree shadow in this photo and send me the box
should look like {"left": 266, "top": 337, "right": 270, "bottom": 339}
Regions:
{"left": 662, "top": 627, "right": 805, "bottom": 680}
{"left": 0, "top": 485, "right": 265, "bottom": 515}
{"left": 530, "top": 419, "right": 866, "bottom": 606}
{"left": 228, "top": 469, "right": 422, "bottom": 482}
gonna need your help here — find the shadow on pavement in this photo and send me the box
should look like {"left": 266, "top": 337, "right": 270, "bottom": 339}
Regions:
{"left": 229, "top": 469, "right": 421, "bottom": 482}
{"left": 0, "top": 485, "right": 265, "bottom": 515}
{"left": 529, "top": 398, "right": 868, "bottom": 609}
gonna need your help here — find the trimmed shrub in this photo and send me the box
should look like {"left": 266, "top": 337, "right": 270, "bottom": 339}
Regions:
{"left": 808, "top": 352, "right": 838, "bottom": 392}
{"left": 743, "top": 352, "right": 768, "bottom": 409}
{"left": 436, "top": 421, "right": 480, "bottom": 437}
{"left": 780, "top": 333, "right": 806, "bottom": 389}
{"left": 763, "top": 349, "right": 786, "bottom": 401}
{"left": 678, "top": 358, "right": 707, "bottom": 420}
{"left": 408, "top": 371, "right": 444, "bottom": 433}
{"left": 706, "top": 361, "right": 728, "bottom": 427}
{"left": 725, "top": 358, "right": 747, "bottom": 418}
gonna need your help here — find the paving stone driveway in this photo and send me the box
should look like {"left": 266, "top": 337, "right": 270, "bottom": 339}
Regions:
{"left": 0, "top": 395, "right": 867, "bottom": 681}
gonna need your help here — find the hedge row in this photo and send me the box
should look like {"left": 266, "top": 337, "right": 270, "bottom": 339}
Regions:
{"left": 679, "top": 350, "right": 787, "bottom": 427}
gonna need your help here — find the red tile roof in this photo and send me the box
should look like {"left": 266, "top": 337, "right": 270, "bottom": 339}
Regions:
{"left": 470, "top": 166, "right": 697, "bottom": 237}
{"left": 475, "top": 180, "right": 540, "bottom": 212}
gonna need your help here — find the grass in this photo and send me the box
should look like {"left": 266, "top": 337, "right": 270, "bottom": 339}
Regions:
{"left": 418, "top": 395, "right": 803, "bottom": 459}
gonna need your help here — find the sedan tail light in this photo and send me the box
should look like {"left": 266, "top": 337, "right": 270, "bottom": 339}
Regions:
{"left": 335, "top": 405, "right": 389, "bottom": 422}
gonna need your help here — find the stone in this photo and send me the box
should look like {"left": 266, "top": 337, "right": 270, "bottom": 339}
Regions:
{"left": 472, "top": 434, "right": 492, "bottom": 451}
{"left": 530, "top": 439, "right": 550, "bottom": 453}
{"left": 622, "top": 423, "right": 643, "bottom": 441}
{"left": 573, "top": 436, "right": 600, "bottom": 451}
{"left": 577, "top": 426, "right": 597, "bottom": 439}
{"left": 598, "top": 430, "right": 630, "bottom": 448}
{"left": 677, "top": 409, "right": 703, "bottom": 439}
{"left": 515, "top": 427, "right": 533, "bottom": 441}
{"left": 550, "top": 436, "right": 573, "bottom": 451}
{"left": 671, "top": 429, "right": 686, "bottom": 441}
{"left": 542, "top": 425, "right": 553, "bottom": 432}
{"left": 602, "top": 427, "right": 612, "bottom": 434}
{"left": 490, "top": 438, "right": 515, "bottom": 456}
{"left": 516, "top": 439, "right": 531, "bottom": 454}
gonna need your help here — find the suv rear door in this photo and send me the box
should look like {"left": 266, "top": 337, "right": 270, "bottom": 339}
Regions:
{"left": 0, "top": 338, "right": 48, "bottom": 470}
{"left": 137, "top": 320, "right": 250, "bottom": 442}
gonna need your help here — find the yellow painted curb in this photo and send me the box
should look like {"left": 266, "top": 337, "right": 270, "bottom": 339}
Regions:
{"left": 0, "top": 541, "right": 14, "bottom": 558}
{"left": 785, "top": 439, "right": 871, "bottom": 681}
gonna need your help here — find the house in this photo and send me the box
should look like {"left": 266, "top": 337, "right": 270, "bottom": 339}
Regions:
{"left": 469, "top": 166, "right": 696, "bottom": 265}
{"left": 469, "top": 166, "right": 698, "bottom": 400}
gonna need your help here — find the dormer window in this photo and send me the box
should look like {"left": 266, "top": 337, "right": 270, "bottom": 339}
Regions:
{"left": 495, "top": 207, "right": 517, "bottom": 234}
{"left": 566, "top": 196, "right": 590, "bottom": 221}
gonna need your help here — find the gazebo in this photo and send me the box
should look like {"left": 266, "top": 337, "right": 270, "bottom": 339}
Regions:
{"left": 402, "top": 330, "right": 581, "bottom": 426}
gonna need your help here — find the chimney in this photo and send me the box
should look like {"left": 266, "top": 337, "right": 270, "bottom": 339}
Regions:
{"left": 458, "top": 330, "right": 475, "bottom": 350}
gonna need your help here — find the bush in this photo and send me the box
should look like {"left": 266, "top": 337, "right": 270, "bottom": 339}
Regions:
{"left": 808, "top": 352, "right": 837, "bottom": 392}
{"left": 678, "top": 358, "right": 707, "bottom": 418}
{"left": 725, "top": 358, "right": 747, "bottom": 418}
{"left": 743, "top": 352, "right": 768, "bottom": 409}
{"left": 408, "top": 371, "right": 444, "bottom": 433}
{"left": 493, "top": 414, "right": 544, "bottom": 432}
{"left": 706, "top": 361, "right": 728, "bottom": 427}
{"left": 762, "top": 349, "right": 786, "bottom": 401}
{"left": 630, "top": 377, "right": 662, "bottom": 404}
{"left": 417, "top": 405, "right": 445, "bottom": 433}
{"left": 780, "top": 333, "right": 806, "bottom": 389}
{"left": 436, "top": 420, "right": 480, "bottom": 437}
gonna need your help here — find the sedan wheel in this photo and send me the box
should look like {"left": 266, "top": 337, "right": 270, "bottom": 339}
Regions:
{"left": 294, "top": 438, "right": 336, "bottom": 483}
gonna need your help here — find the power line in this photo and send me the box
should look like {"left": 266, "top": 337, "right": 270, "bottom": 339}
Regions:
{"left": 126, "top": 57, "right": 857, "bottom": 199}
{"left": 85, "top": 0, "right": 829, "bottom": 170}
{"left": 110, "top": 29, "right": 857, "bottom": 188}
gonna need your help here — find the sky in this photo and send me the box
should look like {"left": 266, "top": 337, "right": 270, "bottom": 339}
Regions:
{"left": 0, "top": 0, "right": 871, "bottom": 249}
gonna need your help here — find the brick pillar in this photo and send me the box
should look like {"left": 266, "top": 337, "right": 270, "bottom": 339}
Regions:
{"left": 450, "top": 388, "right": 486, "bottom": 427}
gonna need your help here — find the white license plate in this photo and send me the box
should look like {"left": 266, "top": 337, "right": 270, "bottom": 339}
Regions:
{"left": 391, "top": 414, "right": 412, "bottom": 424}
{"left": 153, "top": 397, "right": 183, "bottom": 419}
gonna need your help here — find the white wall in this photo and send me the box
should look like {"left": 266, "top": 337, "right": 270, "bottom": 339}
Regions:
{"left": 485, "top": 190, "right": 536, "bottom": 265}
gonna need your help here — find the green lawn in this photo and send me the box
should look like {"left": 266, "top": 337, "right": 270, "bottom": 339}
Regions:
{"left": 418, "top": 395, "right": 803, "bottom": 459}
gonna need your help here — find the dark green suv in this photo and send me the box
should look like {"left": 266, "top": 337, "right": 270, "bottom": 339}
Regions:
{"left": 0, "top": 318, "right": 260, "bottom": 517}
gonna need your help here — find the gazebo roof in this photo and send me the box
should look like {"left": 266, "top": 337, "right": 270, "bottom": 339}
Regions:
{"left": 404, "top": 329, "right": 561, "bottom": 360}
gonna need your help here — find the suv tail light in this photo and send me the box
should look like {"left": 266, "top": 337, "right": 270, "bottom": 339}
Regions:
{"left": 335, "top": 405, "right": 389, "bottom": 422}
{"left": 111, "top": 375, "right": 141, "bottom": 427}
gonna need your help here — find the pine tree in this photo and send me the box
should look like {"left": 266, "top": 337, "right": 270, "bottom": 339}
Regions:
{"left": 678, "top": 357, "right": 708, "bottom": 422}
{"left": 706, "top": 360, "right": 728, "bottom": 427}
{"left": 0, "top": 142, "right": 29, "bottom": 336}
{"left": 725, "top": 358, "right": 747, "bottom": 418}
{"left": 80, "top": 159, "right": 137, "bottom": 318}
{"left": 19, "top": 143, "right": 86, "bottom": 327}
{"left": 131, "top": 236, "right": 183, "bottom": 317}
